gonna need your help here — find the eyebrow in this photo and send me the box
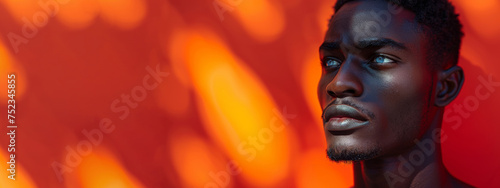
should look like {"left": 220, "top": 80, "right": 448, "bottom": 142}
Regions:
{"left": 357, "top": 38, "right": 407, "bottom": 50}
{"left": 319, "top": 38, "right": 407, "bottom": 51}
{"left": 319, "top": 41, "right": 341, "bottom": 51}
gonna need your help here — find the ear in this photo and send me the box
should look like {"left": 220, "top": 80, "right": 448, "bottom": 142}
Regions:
{"left": 435, "top": 66, "right": 464, "bottom": 107}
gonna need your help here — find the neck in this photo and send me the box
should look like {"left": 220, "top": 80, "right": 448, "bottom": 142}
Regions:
{"left": 353, "top": 109, "right": 451, "bottom": 188}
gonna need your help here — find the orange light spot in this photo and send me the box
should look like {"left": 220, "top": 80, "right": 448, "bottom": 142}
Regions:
{"left": 232, "top": 0, "right": 285, "bottom": 42}
{"left": 302, "top": 53, "right": 324, "bottom": 133}
{"left": 77, "top": 149, "right": 145, "bottom": 188}
{"left": 169, "top": 132, "right": 230, "bottom": 187}
{"left": 0, "top": 0, "right": 39, "bottom": 24}
{"left": 295, "top": 148, "right": 353, "bottom": 188}
{"left": 56, "top": 0, "right": 99, "bottom": 29}
{"left": 183, "top": 29, "right": 291, "bottom": 186}
{"left": 458, "top": 0, "right": 500, "bottom": 40}
{"left": 166, "top": 29, "right": 192, "bottom": 88}
{"left": 0, "top": 151, "right": 36, "bottom": 188}
{"left": 98, "top": 0, "right": 146, "bottom": 29}
{"left": 0, "top": 40, "right": 27, "bottom": 102}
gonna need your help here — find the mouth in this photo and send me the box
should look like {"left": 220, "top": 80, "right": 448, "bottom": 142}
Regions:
{"left": 323, "top": 104, "right": 369, "bottom": 132}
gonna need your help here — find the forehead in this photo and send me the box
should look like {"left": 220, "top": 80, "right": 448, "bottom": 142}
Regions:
{"left": 325, "top": 0, "right": 424, "bottom": 48}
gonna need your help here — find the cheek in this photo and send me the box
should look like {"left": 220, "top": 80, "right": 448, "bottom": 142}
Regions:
{"left": 377, "top": 66, "right": 431, "bottom": 114}
{"left": 384, "top": 70, "right": 431, "bottom": 143}
{"left": 390, "top": 69, "right": 432, "bottom": 115}
{"left": 371, "top": 70, "right": 432, "bottom": 144}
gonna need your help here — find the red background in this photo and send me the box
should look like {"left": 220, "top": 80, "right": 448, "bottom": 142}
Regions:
{"left": 0, "top": 0, "right": 499, "bottom": 187}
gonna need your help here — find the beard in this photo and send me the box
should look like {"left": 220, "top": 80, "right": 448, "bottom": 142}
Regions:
{"left": 326, "top": 146, "right": 381, "bottom": 162}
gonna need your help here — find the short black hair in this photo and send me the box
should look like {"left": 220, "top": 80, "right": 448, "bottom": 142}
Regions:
{"left": 332, "top": 0, "right": 464, "bottom": 69}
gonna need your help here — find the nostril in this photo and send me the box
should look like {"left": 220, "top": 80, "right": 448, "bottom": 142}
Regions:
{"left": 328, "top": 88, "right": 358, "bottom": 98}
{"left": 343, "top": 89, "right": 357, "bottom": 95}
{"left": 327, "top": 90, "right": 336, "bottom": 97}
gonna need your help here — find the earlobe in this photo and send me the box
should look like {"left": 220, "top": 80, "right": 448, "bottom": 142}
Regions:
{"left": 435, "top": 66, "right": 464, "bottom": 107}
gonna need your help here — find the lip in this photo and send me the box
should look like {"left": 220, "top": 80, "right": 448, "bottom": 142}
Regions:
{"left": 323, "top": 104, "right": 369, "bottom": 132}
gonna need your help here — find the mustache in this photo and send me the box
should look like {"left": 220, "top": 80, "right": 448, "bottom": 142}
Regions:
{"left": 321, "top": 100, "right": 375, "bottom": 120}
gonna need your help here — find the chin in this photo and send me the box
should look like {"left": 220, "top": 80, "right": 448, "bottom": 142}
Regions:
{"left": 326, "top": 146, "right": 381, "bottom": 162}
{"left": 325, "top": 138, "right": 382, "bottom": 162}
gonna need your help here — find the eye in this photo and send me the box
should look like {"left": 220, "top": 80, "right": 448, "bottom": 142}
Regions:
{"left": 322, "top": 57, "right": 342, "bottom": 70}
{"left": 371, "top": 55, "right": 395, "bottom": 65}
{"left": 368, "top": 54, "right": 399, "bottom": 69}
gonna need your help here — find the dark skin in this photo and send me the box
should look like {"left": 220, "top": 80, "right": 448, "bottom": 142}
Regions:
{"left": 317, "top": 0, "right": 470, "bottom": 187}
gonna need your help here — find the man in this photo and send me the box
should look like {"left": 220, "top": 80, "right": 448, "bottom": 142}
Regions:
{"left": 317, "top": 0, "right": 472, "bottom": 187}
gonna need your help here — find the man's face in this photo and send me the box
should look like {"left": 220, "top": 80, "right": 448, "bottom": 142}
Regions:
{"left": 318, "top": 0, "right": 437, "bottom": 162}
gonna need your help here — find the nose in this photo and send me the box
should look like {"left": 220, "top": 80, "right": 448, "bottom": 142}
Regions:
{"left": 326, "top": 57, "right": 363, "bottom": 98}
